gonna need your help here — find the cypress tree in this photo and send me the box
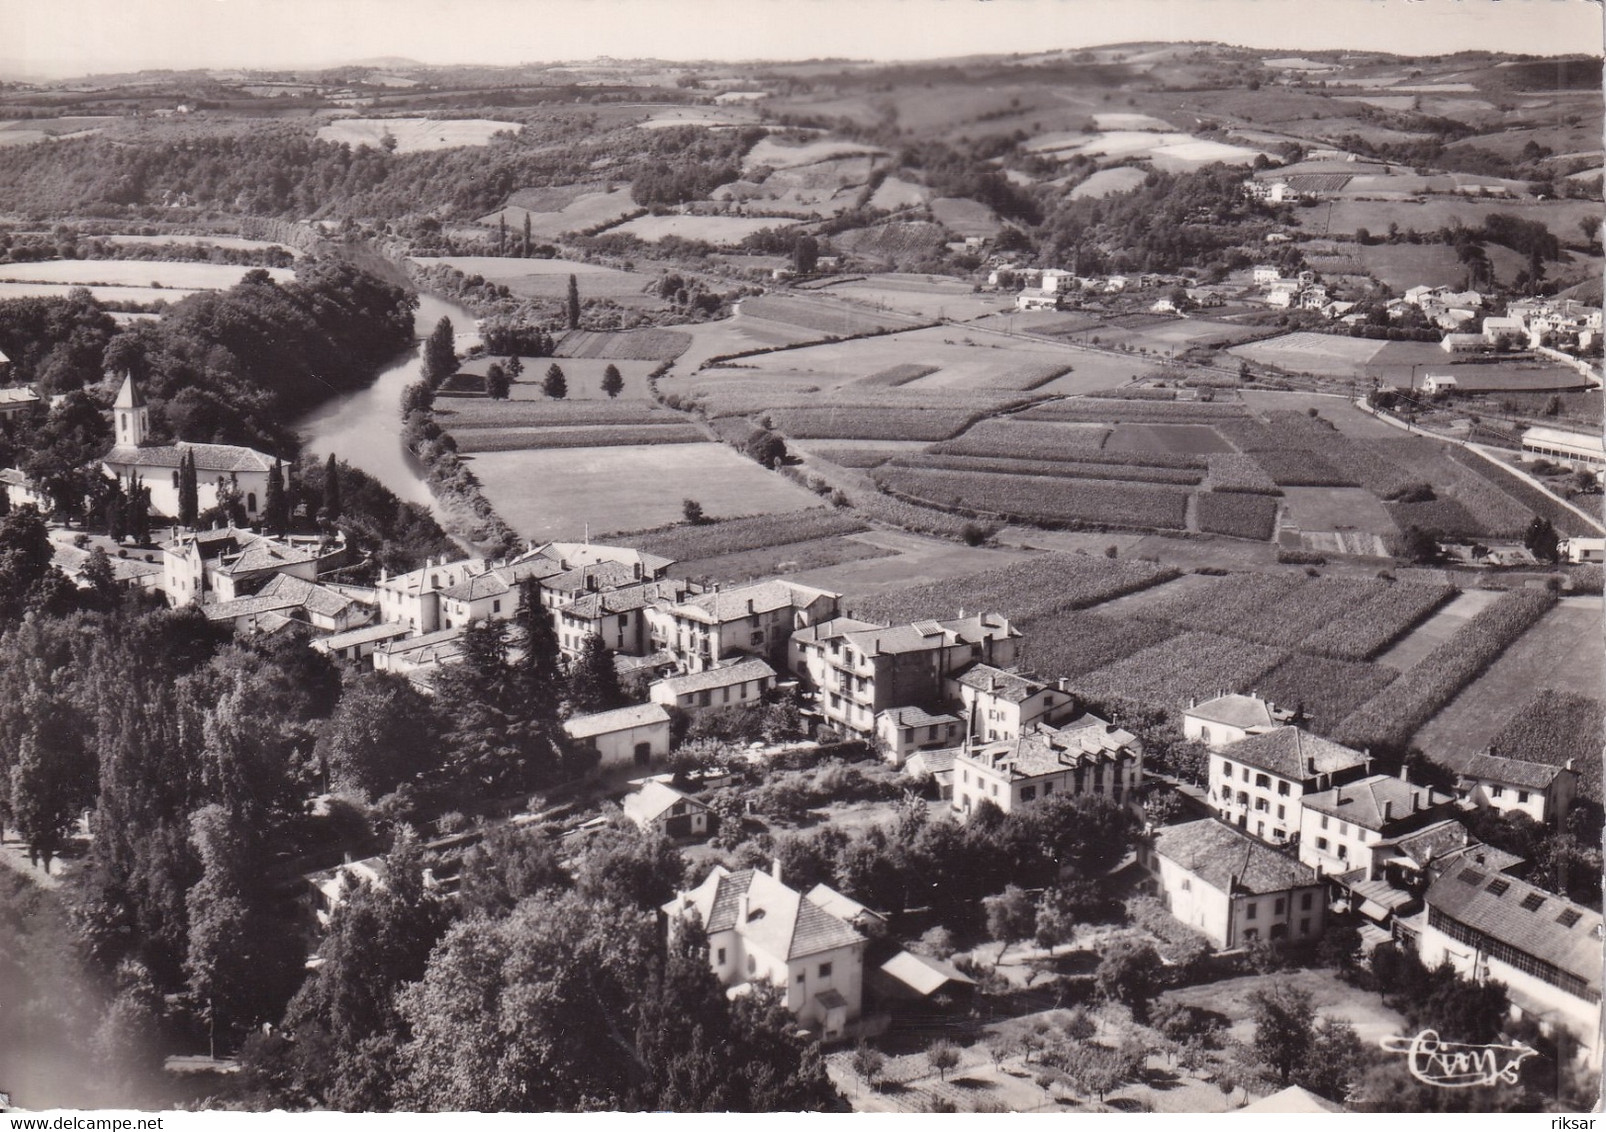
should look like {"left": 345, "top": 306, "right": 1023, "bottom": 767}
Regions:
{"left": 422, "top": 317, "right": 458, "bottom": 387}
{"left": 264, "top": 460, "right": 288, "bottom": 537}
{"left": 601, "top": 364, "right": 623, "bottom": 398}
{"left": 321, "top": 453, "right": 342, "bottom": 524}
{"left": 566, "top": 274, "right": 581, "bottom": 330}
{"left": 178, "top": 451, "right": 199, "bottom": 529}
{"left": 569, "top": 634, "right": 624, "bottom": 716}
{"left": 515, "top": 578, "right": 563, "bottom": 722}
{"left": 522, "top": 212, "right": 532, "bottom": 257}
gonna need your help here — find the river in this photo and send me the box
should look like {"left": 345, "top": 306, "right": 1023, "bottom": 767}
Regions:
{"left": 293, "top": 292, "right": 480, "bottom": 514}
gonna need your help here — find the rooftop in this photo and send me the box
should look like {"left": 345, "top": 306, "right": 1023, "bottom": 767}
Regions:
{"left": 652, "top": 657, "right": 777, "bottom": 697}
{"left": 562, "top": 579, "right": 689, "bottom": 621}
{"left": 1303, "top": 773, "right": 1454, "bottom": 830}
{"left": 668, "top": 866, "right": 864, "bottom": 961}
{"left": 104, "top": 440, "right": 277, "bottom": 474}
{"left": 563, "top": 701, "right": 671, "bottom": 740}
{"left": 839, "top": 613, "right": 1017, "bottom": 658}
{"left": 956, "top": 663, "right": 1047, "bottom": 703}
{"left": 1186, "top": 692, "right": 1285, "bottom": 731}
{"left": 878, "top": 705, "right": 961, "bottom": 729}
{"left": 1152, "top": 818, "right": 1318, "bottom": 895}
{"left": 623, "top": 779, "right": 702, "bottom": 825}
{"left": 1222, "top": 727, "right": 1369, "bottom": 782}
{"left": 669, "top": 579, "right": 838, "bottom": 624}
{"left": 438, "top": 571, "right": 512, "bottom": 603}
{"left": 313, "top": 621, "right": 412, "bottom": 651}
{"left": 962, "top": 714, "right": 1136, "bottom": 780}
{"left": 1426, "top": 867, "right": 1601, "bottom": 990}
{"left": 1459, "top": 750, "right": 1567, "bottom": 791}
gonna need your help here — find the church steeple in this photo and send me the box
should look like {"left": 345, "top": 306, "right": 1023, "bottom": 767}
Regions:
{"left": 113, "top": 374, "right": 149, "bottom": 448}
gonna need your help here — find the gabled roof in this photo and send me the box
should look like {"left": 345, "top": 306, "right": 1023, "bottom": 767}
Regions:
{"left": 963, "top": 714, "right": 1137, "bottom": 780}
{"left": 114, "top": 374, "right": 145, "bottom": 409}
{"left": 104, "top": 441, "right": 277, "bottom": 474}
{"left": 1426, "top": 868, "right": 1601, "bottom": 990}
{"left": 438, "top": 571, "right": 512, "bottom": 603}
{"left": 804, "top": 882, "right": 884, "bottom": 926}
{"left": 1372, "top": 818, "right": 1473, "bottom": 868}
{"left": 529, "top": 541, "right": 675, "bottom": 577}
{"left": 563, "top": 701, "right": 671, "bottom": 740}
{"left": 1241, "top": 1086, "right": 1344, "bottom": 1114}
{"left": 652, "top": 657, "right": 776, "bottom": 697}
{"left": 0, "top": 387, "right": 40, "bottom": 407}
{"left": 561, "top": 579, "right": 689, "bottom": 621}
{"left": 668, "top": 867, "right": 865, "bottom": 962}
{"left": 877, "top": 705, "right": 961, "bottom": 729}
{"left": 840, "top": 613, "right": 1016, "bottom": 658}
{"left": 905, "top": 746, "right": 960, "bottom": 779}
{"left": 791, "top": 615, "right": 882, "bottom": 645}
{"left": 313, "top": 621, "right": 412, "bottom": 651}
{"left": 623, "top": 779, "right": 704, "bottom": 825}
{"left": 1222, "top": 727, "right": 1368, "bottom": 782}
{"left": 214, "top": 539, "right": 316, "bottom": 576}
{"left": 1186, "top": 692, "right": 1282, "bottom": 730}
{"left": 1459, "top": 750, "right": 1567, "bottom": 791}
{"left": 1303, "top": 774, "right": 1454, "bottom": 832}
{"left": 1152, "top": 818, "right": 1318, "bottom": 895}
{"left": 956, "top": 663, "right": 1047, "bottom": 703}
{"left": 667, "top": 580, "right": 838, "bottom": 624}
{"left": 878, "top": 949, "right": 976, "bottom": 996}
{"left": 545, "top": 560, "right": 640, "bottom": 596}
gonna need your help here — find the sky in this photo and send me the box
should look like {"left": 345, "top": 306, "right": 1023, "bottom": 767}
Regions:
{"left": 0, "top": 0, "right": 1600, "bottom": 78}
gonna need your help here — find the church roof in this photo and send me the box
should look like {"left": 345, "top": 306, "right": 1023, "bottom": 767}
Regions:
{"left": 105, "top": 441, "right": 276, "bottom": 474}
{"left": 113, "top": 374, "right": 145, "bottom": 410}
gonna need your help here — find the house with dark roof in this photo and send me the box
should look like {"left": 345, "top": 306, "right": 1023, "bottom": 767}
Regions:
{"left": 557, "top": 578, "right": 694, "bottom": 659}
{"left": 101, "top": 375, "right": 278, "bottom": 521}
{"left": 1456, "top": 749, "right": 1577, "bottom": 826}
{"left": 0, "top": 467, "right": 51, "bottom": 512}
{"left": 1183, "top": 692, "right": 1294, "bottom": 749}
{"left": 648, "top": 579, "right": 840, "bottom": 674}
{"left": 312, "top": 620, "right": 413, "bottom": 663}
{"left": 648, "top": 656, "right": 776, "bottom": 715}
{"left": 663, "top": 862, "right": 867, "bottom": 1040}
{"left": 1297, "top": 771, "right": 1457, "bottom": 879}
{"left": 790, "top": 612, "right": 1019, "bottom": 739}
{"left": 873, "top": 705, "right": 963, "bottom": 766}
{"left": 953, "top": 713, "right": 1142, "bottom": 819}
{"left": 949, "top": 663, "right": 1076, "bottom": 742}
{"left": 1209, "top": 726, "right": 1372, "bottom": 846}
{"left": 201, "top": 573, "right": 369, "bottom": 635}
{"left": 1142, "top": 818, "right": 1327, "bottom": 949}
{"left": 1416, "top": 867, "right": 1602, "bottom": 1067}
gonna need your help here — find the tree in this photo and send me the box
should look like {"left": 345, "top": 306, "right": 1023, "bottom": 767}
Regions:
{"left": 314, "top": 670, "right": 441, "bottom": 800}
{"left": 569, "top": 633, "right": 625, "bottom": 716}
{"left": 1033, "top": 885, "right": 1079, "bottom": 948}
{"left": 522, "top": 213, "right": 532, "bottom": 257}
{"left": 1247, "top": 983, "right": 1315, "bottom": 1086}
{"left": 566, "top": 274, "right": 581, "bottom": 330}
{"left": 601, "top": 363, "right": 624, "bottom": 399}
{"left": 484, "top": 362, "right": 510, "bottom": 401}
{"left": 1316, "top": 919, "right": 1362, "bottom": 977}
{"left": 506, "top": 354, "right": 524, "bottom": 381}
{"left": 320, "top": 452, "right": 342, "bottom": 524}
{"left": 851, "top": 1042, "right": 885, "bottom": 1092}
{"left": 793, "top": 235, "right": 820, "bottom": 275}
{"left": 1524, "top": 515, "right": 1559, "bottom": 563}
{"left": 1094, "top": 939, "right": 1164, "bottom": 1021}
{"left": 400, "top": 381, "right": 434, "bottom": 416}
{"left": 178, "top": 450, "right": 199, "bottom": 528}
{"left": 1580, "top": 214, "right": 1601, "bottom": 249}
{"left": 263, "top": 459, "right": 288, "bottom": 537}
{"left": 513, "top": 578, "right": 564, "bottom": 723}
{"left": 571, "top": 821, "right": 687, "bottom": 910}
{"left": 1298, "top": 1016, "right": 1364, "bottom": 1103}
{"left": 421, "top": 317, "right": 457, "bottom": 387}
{"left": 543, "top": 363, "right": 567, "bottom": 400}
{"left": 454, "top": 822, "right": 569, "bottom": 919}
{"left": 82, "top": 545, "right": 118, "bottom": 608}
{"left": 10, "top": 729, "right": 81, "bottom": 871}
{"left": 745, "top": 429, "right": 788, "bottom": 470}
{"left": 926, "top": 1038, "right": 960, "bottom": 1082}
{"left": 983, "top": 883, "right": 1036, "bottom": 962}
{"left": 682, "top": 498, "right": 705, "bottom": 524}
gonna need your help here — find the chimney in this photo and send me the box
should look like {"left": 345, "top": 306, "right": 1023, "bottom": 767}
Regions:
{"left": 748, "top": 598, "right": 755, "bottom": 614}
{"left": 1306, "top": 756, "right": 1316, "bottom": 776}
{"left": 1412, "top": 790, "right": 1421, "bottom": 813}
{"left": 634, "top": 562, "right": 643, "bottom": 580}
{"left": 1566, "top": 757, "right": 1575, "bottom": 772}
{"left": 771, "top": 858, "right": 783, "bottom": 884}
{"left": 1399, "top": 764, "right": 1408, "bottom": 782}
{"left": 1383, "top": 800, "right": 1393, "bottom": 822}
{"left": 737, "top": 893, "right": 750, "bottom": 923}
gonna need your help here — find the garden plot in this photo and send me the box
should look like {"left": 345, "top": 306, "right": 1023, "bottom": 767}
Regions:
{"left": 316, "top": 117, "right": 518, "bottom": 152}
{"left": 0, "top": 260, "right": 294, "bottom": 288}
{"left": 1067, "top": 166, "right": 1149, "bottom": 199}
{"left": 786, "top": 529, "right": 1039, "bottom": 599}
{"left": 469, "top": 442, "right": 821, "bottom": 542}
{"left": 823, "top": 274, "right": 1008, "bottom": 321}
{"left": 743, "top": 137, "right": 887, "bottom": 172}
{"left": 875, "top": 465, "right": 1191, "bottom": 530}
{"left": 554, "top": 328, "right": 690, "bottom": 361}
{"left": 1104, "top": 424, "right": 1234, "bottom": 456}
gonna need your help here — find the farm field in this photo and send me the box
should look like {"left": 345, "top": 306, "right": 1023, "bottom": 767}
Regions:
{"left": 407, "top": 256, "right": 652, "bottom": 301}
{"left": 0, "top": 116, "right": 118, "bottom": 145}
{"left": 1321, "top": 198, "right": 1604, "bottom": 245}
{"left": 1409, "top": 596, "right": 1604, "bottom": 770}
{"left": 479, "top": 188, "right": 641, "bottom": 239}
{"left": 820, "top": 274, "right": 1010, "bottom": 321}
{"left": 435, "top": 397, "right": 672, "bottom": 429}
{"left": 611, "top": 214, "right": 801, "bottom": 244}
{"left": 450, "top": 356, "right": 663, "bottom": 401}
{"left": 1068, "top": 166, "right": 1149, "bottom": 198}
{"left": 1355, "top": 242, "right": 1528, "bottom": 290}
{"left": 1086, "top": 318, "right": 1268, "bottom": 351}
{"left": 1229, "top": 332, "right": 1389, "bottom": 377}
{"left": 0, "top": 282, "right": 200, "bottom": 304}
{"left": 315, "top": 117, "right": 518, "bottom": 152}
{"left": 554, "top": 328, "right": 690, "bottom": 361}
{"left": 786, "top": 529, "right": 1041, "bottom": 598}
{"left": 742, "top": 136, "right": 887, "bottom": 171}
{"left": 101, "top": 233, "right": 303, "bottom": 256}
{"left": 1373, "top": 589, "right": 1506, "bottom": 671}
{"left": 666, "top": 310, "right": 825, "bottom": 372}
{"left": 0, "top": 260, "right": 294, "bottom": 288}
{"left": 1104, "top": 424, "right": 1234, "bottom": 455}
{"left": 468, "top": 442, "right": 822, "bottom": 542}
{"left": 1374, "top": 360, "right": 1591, "bottom": 391}
{"left": 1278, "top": 486, "right": 1399, "bottom": 540}
{"left": 451, "top": 423, "right": 706, "bottom": 452}
{"left": 671, "top": 534, "right": 895, "bottom": 584}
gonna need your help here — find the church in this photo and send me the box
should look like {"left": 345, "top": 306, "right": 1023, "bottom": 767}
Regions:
{"left": 100, "top": 375, "right": 277, "bottom": 522}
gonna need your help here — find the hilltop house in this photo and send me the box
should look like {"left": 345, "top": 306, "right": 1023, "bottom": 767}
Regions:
{"left": 646, "top": 580, "right": 840, "bottom": 674}
{"left": 1207, "top": 726, "right": 1372, "bottom": 845}
{"left": 1456, "top": 750, "right": 1577, "bottom": 826}
{"left": 1141, "top": 818, "right": 1327, "bottom": 949}
{"left": 664, "top": 864, "right": 868, "bottom": 1040}
{"left": 952, "top": 714, "right": 1142, "bottom": 819}
{"left": 1183, "top": 692, "right": 1294, "bottom": 749}
{"left": 101, "top": 375, "right": 277, "bottom": 521}
{"left": 790, "top": 612, "right": 1020, "bottom": 739}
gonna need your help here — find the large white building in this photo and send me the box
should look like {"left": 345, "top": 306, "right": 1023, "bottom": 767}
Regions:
{"left": 1183, "top": 692, "right": 1293, "bottom": 749}
{"left": 664, "top": 864, "right": 867, "bottom": 1041}
{"left": 1297, "top": 772, "right": 1458, "bottom": 878}
{"left": 101, "top": 376, "right": 277, "bottom": 522}
{"left": 952, "top": 714, "right": 1142, "bottom": 819}
{"left": 1207, "top": 726, "right": 1371, "bottom": 845}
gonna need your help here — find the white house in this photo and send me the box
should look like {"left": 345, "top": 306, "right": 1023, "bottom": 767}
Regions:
{"left": 1417, "top": 867, "right": 1602, "bottom": 1067}
{"left": 649, "top": 656, "right": 777, "bottom": 715}
{"left": 952, "top": 714, "right": 1142, "bottom": 819}
{"left": 949, "top": 664, "right": 1076, "bottom": 743}
{"left": 1522, "top": 426, "right": 1605, "bottom": 470}
{"left": 1481, "top": 315, "right": 1526, "bottom": 345}
{"left": 1297, "top": 772, "right": 1458, "bottom": 878}
{"left": 1253, "top": 265, "right": 1283, "bottom": 286}
{"left": 1421, "top": 374, "right": 1459, "bottom": 395}
{"left": 312, "top": 621, "right": 412, "bottom": 662}
{"left": 622, "top": 779, "right": 712, "bottom": 840}
{"left": 1183, "top": 692, "right": 1293, "bottom": 749}
{"left": 1207, "top": 726, "right": 1372, "bottom": 845}
{"left": 664, "top": 864, "right": 868, "bottom": 1040}
{"left": 646, "top": 580, "right": 840, "bottom": 674}
{"left": 1141, "top": 818, "right": 1327, "bottom": 949}
{"left": 1456, "top": 750, "right": 1576, "bottom": 826}
{"left": 563, "top": 702, "right": 673, "bottom": 771}
{"left": 874, "top": 705, "right": 963, "bottom": 765}
{"left": 1560, "top": 537, "right": 1606, "bottom": 564}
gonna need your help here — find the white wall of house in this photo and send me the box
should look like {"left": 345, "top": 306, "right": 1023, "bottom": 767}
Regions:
{"left": 581, "top": 720, "right": 672, "bottom": 770}
{"left": 1210, "top": 753, "right": 1303, "bottom": 845}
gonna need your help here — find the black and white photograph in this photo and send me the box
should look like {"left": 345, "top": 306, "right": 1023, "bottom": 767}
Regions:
{"left": 0, "top": 0, "right": 1600, "bottom": 1117}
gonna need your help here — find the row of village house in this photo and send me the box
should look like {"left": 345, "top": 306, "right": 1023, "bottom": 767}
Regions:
{"left": 14, "top": 376, "right": 1595, "bottom": 1058}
